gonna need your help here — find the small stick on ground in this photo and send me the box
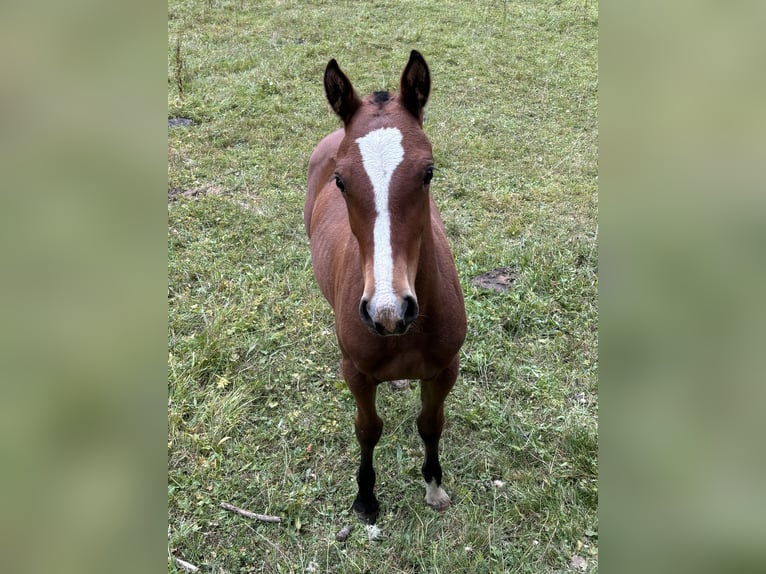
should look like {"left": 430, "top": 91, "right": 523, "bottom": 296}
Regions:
{"left": 335, "top": 523, "right": 354, "bottom": 542}
{"left": 220, "top": 501, "right": 282, "bottom": 523}
{"left": 174, "top": 557, "right": 199, "bottom": 573}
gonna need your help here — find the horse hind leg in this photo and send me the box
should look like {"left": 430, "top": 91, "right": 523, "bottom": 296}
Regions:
{"left": 417, "top": 359, "right": 458, "bottom": 511}
{"left": 343, "top": 358, "right": 383, "bottom": 524}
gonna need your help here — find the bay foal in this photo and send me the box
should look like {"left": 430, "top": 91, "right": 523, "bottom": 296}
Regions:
{"left": 304, "top": 51, "right": 466, "bottom": 523}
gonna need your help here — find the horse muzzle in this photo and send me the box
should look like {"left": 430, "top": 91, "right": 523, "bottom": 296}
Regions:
{"left": 359, "top": 294, "right": 419, "bottom": 336}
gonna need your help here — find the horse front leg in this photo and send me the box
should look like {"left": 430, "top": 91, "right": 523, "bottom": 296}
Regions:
{"left": 418, "top": 357, "right": 458, "bottom": 511}
{"left": 342, "top": 357, "right": 383, "bottom": 524}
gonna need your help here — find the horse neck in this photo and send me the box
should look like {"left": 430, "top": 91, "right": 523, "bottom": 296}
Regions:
{"left": 413, "top": 206, "right": 442, "bottom": 305}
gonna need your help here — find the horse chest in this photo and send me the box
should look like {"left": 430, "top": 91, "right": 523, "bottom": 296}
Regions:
{"left": 338, "top": 329, "right": 454, "bottom": 382}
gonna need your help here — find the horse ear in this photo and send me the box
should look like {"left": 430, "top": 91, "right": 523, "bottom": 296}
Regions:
{"left": 324, "top": 59, "right": 362, "bottom": 126}
{"left": 399, "top": 50, "right": 430, "bottom": 124}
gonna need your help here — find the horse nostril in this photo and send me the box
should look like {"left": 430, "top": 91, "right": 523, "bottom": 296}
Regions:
{"left": 402, "top": 295, "right": 419, "bottom": 327}
{"left": 359, "top": 298, "right": 374, "bottom": 329}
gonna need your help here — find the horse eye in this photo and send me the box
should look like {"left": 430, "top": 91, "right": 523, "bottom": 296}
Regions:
{"left": 423, "top": 167, "right": 434, "bottom": 185}
{"left": 334, "top": 175, "right": 346, "bottom": 193}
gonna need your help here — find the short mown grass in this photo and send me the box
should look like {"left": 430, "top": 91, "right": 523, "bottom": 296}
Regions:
{"left": 168, "top": 1, "right": 597, "bottom": 572}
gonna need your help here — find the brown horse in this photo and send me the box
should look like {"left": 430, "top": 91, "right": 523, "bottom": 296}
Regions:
{"left": 304, "top": 51, "right": 466, "bottom": 524}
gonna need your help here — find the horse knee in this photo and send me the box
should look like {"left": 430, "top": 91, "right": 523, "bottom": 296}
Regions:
{"left": 355, "top": 415, "right": 383, "bottom": 447}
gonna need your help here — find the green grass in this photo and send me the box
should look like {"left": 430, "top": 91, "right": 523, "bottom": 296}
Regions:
{"left": 168, "top": 1, "right": 597, "bottom": 572}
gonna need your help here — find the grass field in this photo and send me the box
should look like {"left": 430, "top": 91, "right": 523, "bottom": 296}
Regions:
{"left": 168, "top": 1, "right": 598, "bottom": 572}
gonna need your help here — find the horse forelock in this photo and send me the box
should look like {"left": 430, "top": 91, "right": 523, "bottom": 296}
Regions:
{"left": 371, "top": 91, "right": 391, "bottom": 105}
{"left": 344, "top": 94, "right": 430, "bottom": 156}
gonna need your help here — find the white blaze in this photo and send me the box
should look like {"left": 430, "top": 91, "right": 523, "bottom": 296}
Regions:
{"left": 355, "top": 127, "right": 404, "bottom": 310}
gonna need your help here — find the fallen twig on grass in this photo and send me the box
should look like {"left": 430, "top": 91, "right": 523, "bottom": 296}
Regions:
{"left": 220, "top": 501, "right": 282, "bottom": 523}
{"left": 174, "top": 557, "right": 199, "bottom": 572}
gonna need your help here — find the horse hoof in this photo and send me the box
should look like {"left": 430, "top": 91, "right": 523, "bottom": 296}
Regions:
{"left": 388, "top": 379, "right": 409, "bottom": 391}
{"left": 425, "top": 497, "right": 451, "bottom": 512}
{"left": 424, "top": 480, "right": 451, "bottom": 511}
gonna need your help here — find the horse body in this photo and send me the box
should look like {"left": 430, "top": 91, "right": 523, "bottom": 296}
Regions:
{"left": 305, "top": 51, "right": 466, "bottom": 523}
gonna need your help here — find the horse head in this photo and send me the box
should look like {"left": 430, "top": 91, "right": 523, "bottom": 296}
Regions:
{"left": 323, "top": 51, "right": 434, "bottom": 336}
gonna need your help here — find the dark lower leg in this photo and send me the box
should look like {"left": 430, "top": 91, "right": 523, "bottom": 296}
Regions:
{"left": 418, "top": 403, "right": 445, "bottom": 486}
{"left": 417, "top": 361, "right": 457, "bottom": 509}
{"left": 353, "top": 437, "right": 381, "bottom": 522}
{"left": 344, "top": 359, "right": 382, "bottom": 523}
